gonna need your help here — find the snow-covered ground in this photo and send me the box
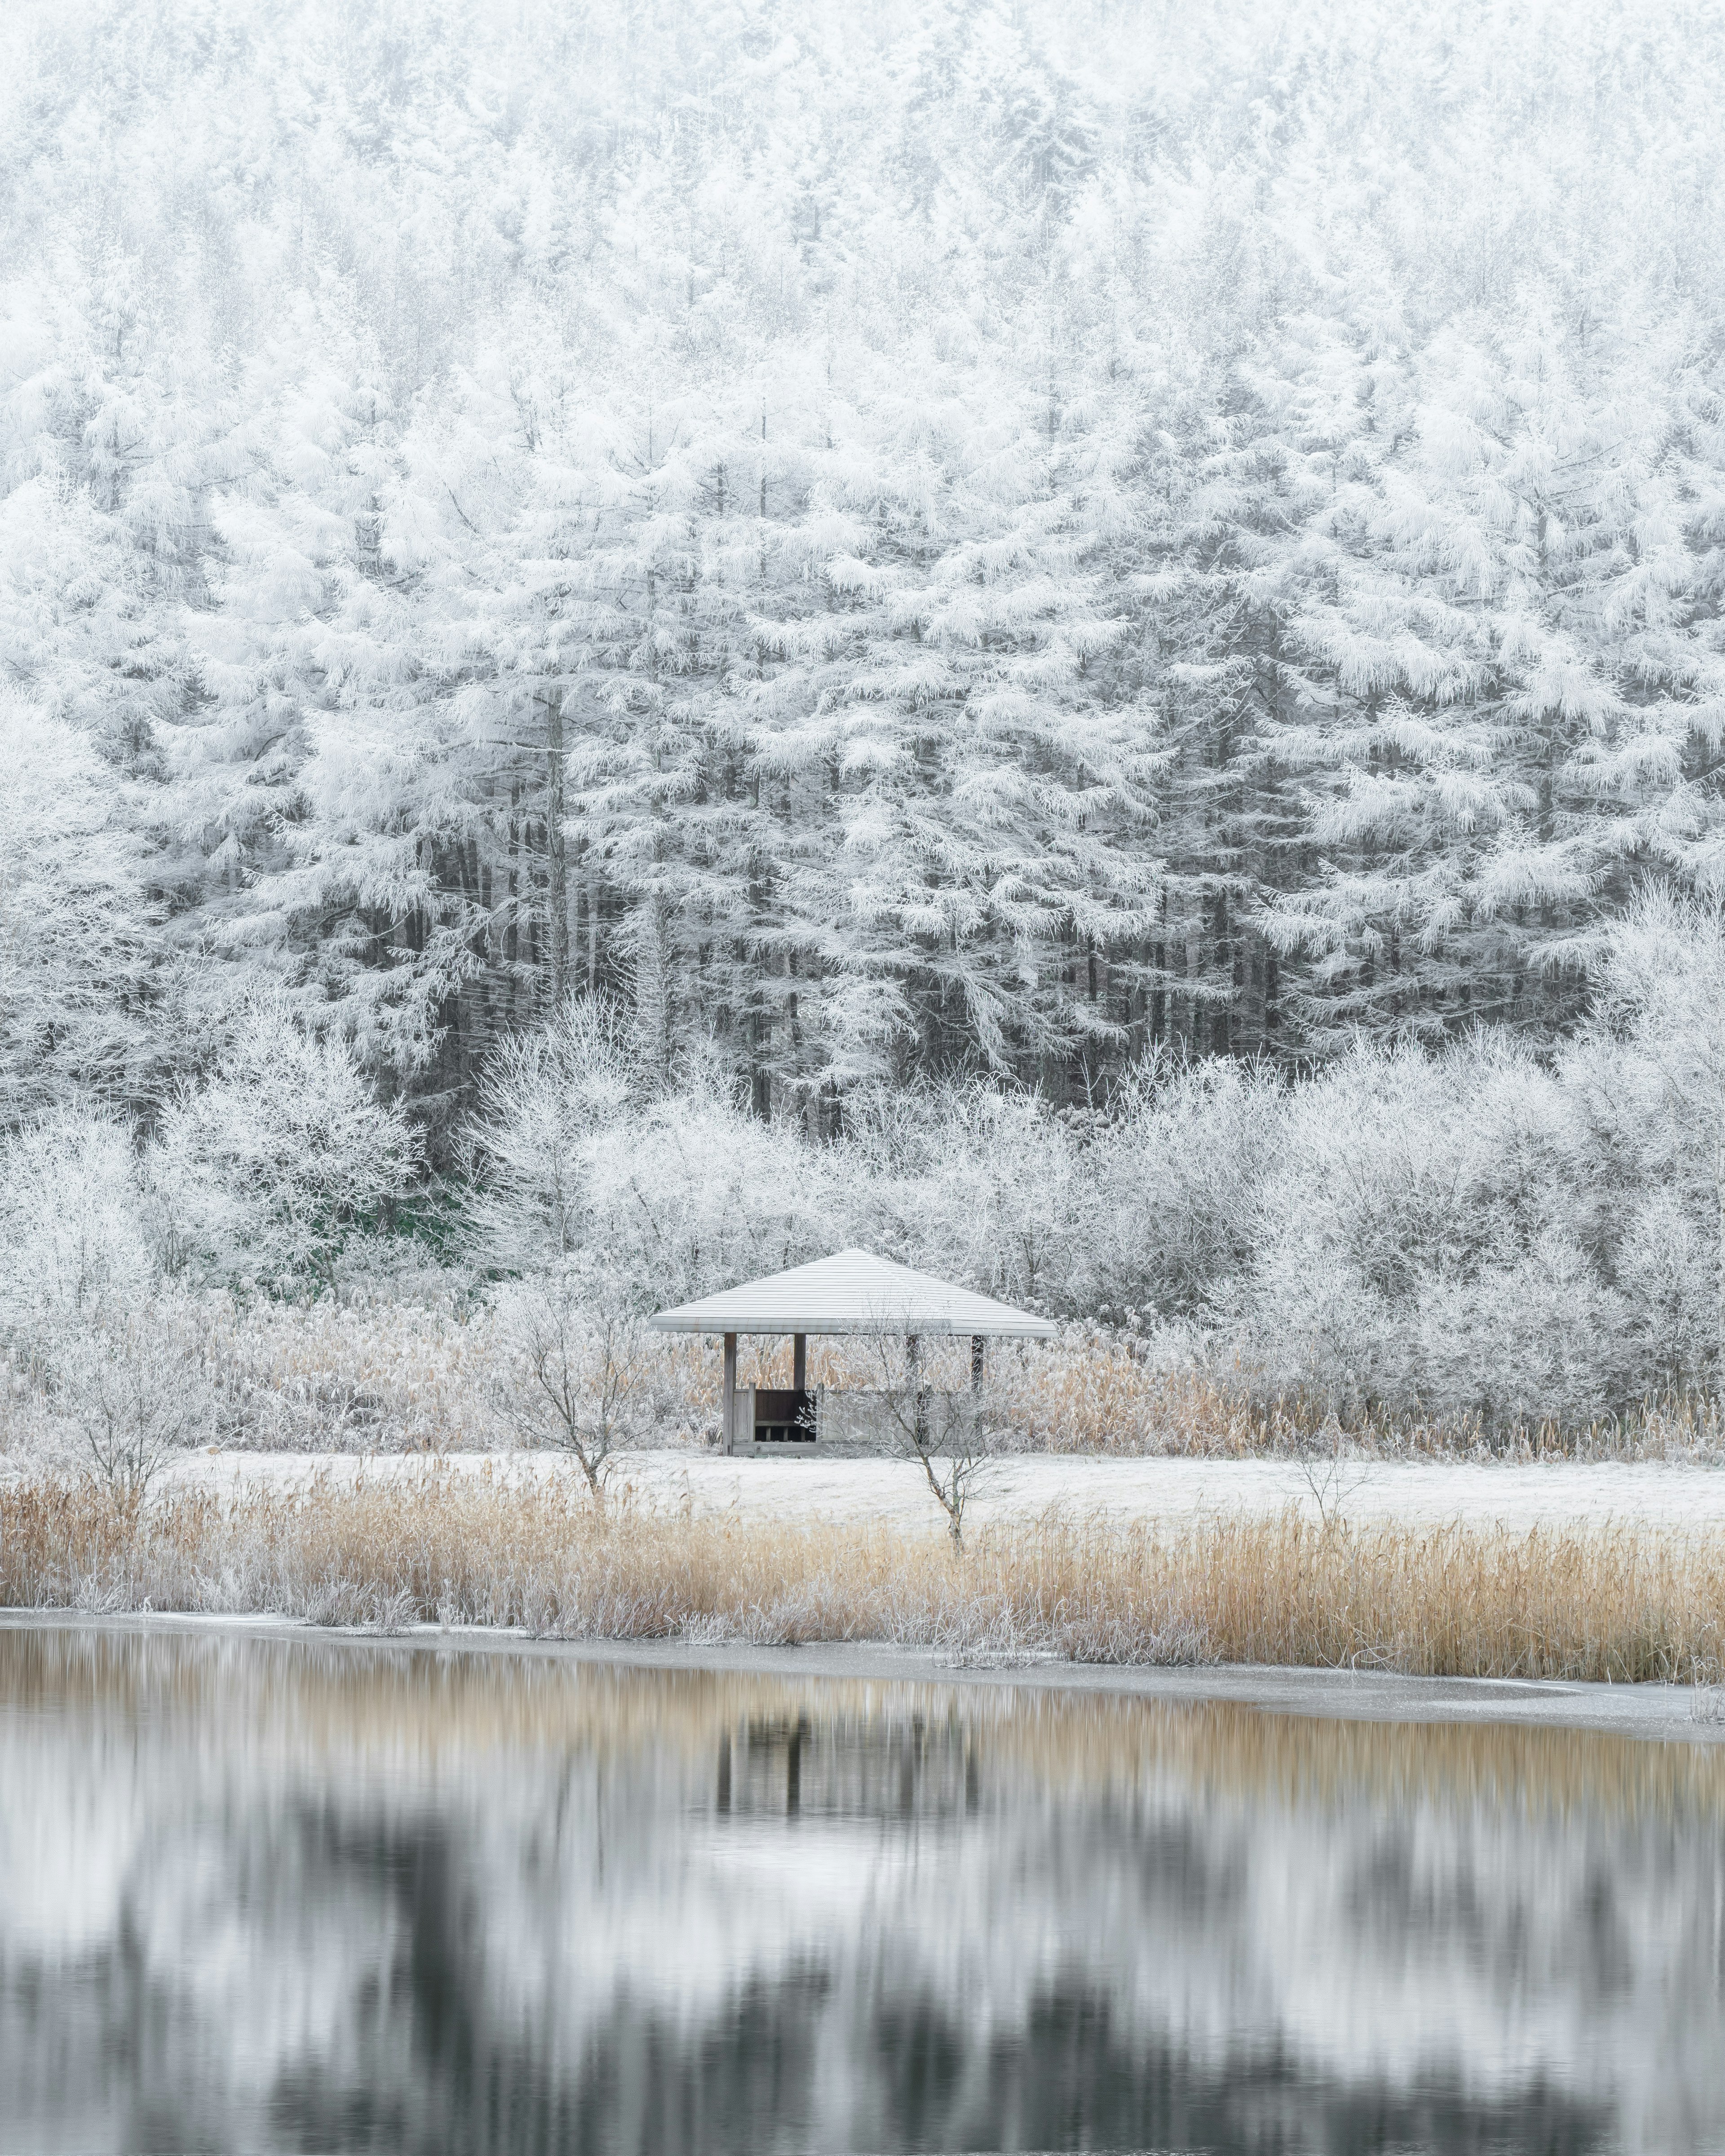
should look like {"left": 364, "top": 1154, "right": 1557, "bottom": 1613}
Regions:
{"left": 164, "top": 1449, "right": 1725, "bottom": 1535}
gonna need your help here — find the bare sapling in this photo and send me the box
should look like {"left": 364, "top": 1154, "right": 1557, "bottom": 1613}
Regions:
{"left": 859, "top": 1315, "right": 1000, "bottom": 1547}
{"left": 495, "top": 1264, "right": 658, "bottom": 1504}
{"left": 45, "top": 1301, "right": 212, "bottom": 1499}
{"left": 1293, "top": 1407, "right": 1361, "bottom": 1531}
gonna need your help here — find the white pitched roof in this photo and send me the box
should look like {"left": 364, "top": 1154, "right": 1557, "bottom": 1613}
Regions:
{"left": 648, "top": 1249, "right": 1056, "bottom": 1338}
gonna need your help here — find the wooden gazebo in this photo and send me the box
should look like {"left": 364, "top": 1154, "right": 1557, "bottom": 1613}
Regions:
{"left": 649, "top": 1249, "right": 1055, "bottom": 1456}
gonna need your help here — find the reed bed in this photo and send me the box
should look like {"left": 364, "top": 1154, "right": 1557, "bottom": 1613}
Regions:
{"left": 9, "top": 1290, "right": 1711, "bottom": 1467}
{"left": 4, "top": 1473, "right": 1724, "bottom": 1683}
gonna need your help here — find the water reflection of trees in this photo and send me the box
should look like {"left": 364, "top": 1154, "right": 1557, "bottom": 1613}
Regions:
{"left": 0, "top": 1628, "right": 1720, "bottom": 2153}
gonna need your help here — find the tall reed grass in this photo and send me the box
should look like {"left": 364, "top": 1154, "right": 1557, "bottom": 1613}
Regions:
{"left": 4, "top": 1473, "right": 1723, "bottom": 1683}
{"left": 7, "top": 1288, "right": 1715, "bottom": 1468}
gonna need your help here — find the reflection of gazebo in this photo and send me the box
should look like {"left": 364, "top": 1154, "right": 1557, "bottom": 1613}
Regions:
{"left": 649, "top": 1249, "right": 1055, "bottom": 1457}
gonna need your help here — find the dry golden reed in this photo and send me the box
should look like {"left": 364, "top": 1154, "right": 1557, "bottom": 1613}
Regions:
{"left": 4, "top": 1471, "right": 1725, "bottom": 1683}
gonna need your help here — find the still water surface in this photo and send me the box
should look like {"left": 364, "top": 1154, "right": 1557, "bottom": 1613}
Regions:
{"left": 0, "top": 1623, "right": 1722, "bottom": 2156}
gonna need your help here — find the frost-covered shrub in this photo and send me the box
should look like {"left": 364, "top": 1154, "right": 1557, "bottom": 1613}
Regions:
{"left": 0, "top": 1108, "right": 216, "bottom": 1480}
{"left": 1269, "top": 1040, "right": 1568, "bottom": 1301}
{"left": 40, "top": 1299, "right": 216, "bottom": 1493}
{"left": 461, "top": 997, "right": 641, "bottom": 1273}
{"left": 465, "top": 998, "right": 833, "bottom": 1301}
{"left": 1610, "top": 1191, "right": 1715, "bottom": 1400}
{"left": 1409, "top": 1233, "right": 1629, "bottom": 1435}
{"left": 597, "top": 1085, "right": 834, "bottom": 1303}
{"left": 1209, "top": 1040, "right": 1629, "bottom": 1430}
{"left": 0, "top": 1106, "right": 160, "bottom": 1336}
{"left": 840, "top": 1083, "right": 1088, "bottom": 1311}
{"left": 1557, "top": 892, "right": 1725, "bottom": 1401}
{"left": 155, "top": 1003, "right": 419, "bottom": 1294}
{"left": 1082, "top": 1056, "right": 1286, "bottom": 1321}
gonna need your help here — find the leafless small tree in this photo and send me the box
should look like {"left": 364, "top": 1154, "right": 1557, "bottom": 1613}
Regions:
{"left": 1292, "top": 1406, "right": 1361, "bottom": 1531}
{"left": 47, "top": 1301, "right": 212, "bottom": 1499}
{"left": 494, "top": 1265, "right": 659, "bottom": 1504}
{"left": 856, "top": 1317, "right": 1001, "bottom": 1548}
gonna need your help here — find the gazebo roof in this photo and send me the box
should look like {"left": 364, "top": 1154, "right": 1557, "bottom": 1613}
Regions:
{"left": 648, "top": 1249, "right": 1057, "bottom": 1339}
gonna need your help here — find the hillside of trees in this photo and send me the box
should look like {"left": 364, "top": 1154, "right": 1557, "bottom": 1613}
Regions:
{"left": 7, "top": 0, "right": 1725, "bottom": 1149}
{"left": 8, "top": 0, "right": 1725, "bottom": 1454}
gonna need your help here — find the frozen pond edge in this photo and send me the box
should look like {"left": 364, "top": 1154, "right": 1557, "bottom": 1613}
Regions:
{"left": 3, "top": 1608, "right": 1722, "bottom": 1743}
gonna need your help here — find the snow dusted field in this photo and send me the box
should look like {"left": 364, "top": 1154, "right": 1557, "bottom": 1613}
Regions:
{"left": 164, "top": 1450, "right": 1725, "bottom": 1537}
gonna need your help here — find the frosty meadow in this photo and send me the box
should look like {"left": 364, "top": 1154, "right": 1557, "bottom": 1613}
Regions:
{"left": 8, "top": 0, "right": 1725, "bottom": 1661}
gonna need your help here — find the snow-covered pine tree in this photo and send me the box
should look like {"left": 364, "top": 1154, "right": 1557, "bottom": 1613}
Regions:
{"left": 1267, "top": 305, "right": 1716, "bottom": 1045}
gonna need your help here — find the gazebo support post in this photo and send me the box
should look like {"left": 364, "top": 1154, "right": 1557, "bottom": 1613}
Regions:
{"left": 971, "top": 1334, "right": 985, "bottom": 1390}
{"left": 722, "top": 1331, "right": 738, "bottom": 1453}
{"left": 792, "top": 1333, "right": 807, "bottom": 1392}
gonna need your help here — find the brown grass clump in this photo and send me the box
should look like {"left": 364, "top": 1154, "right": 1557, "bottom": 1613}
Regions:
{"left": 3, "top": 1472, "right": 1724, "bottom": 1683}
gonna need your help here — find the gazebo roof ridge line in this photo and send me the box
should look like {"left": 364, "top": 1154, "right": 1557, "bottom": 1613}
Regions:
{"left": 647, "top": 1247, "right": 1057, "bottom": 1338}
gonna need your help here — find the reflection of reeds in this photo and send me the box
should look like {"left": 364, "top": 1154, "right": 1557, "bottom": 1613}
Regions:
{"left": 7, "top": 1621, "right": 1725, "bottom": 1829}
{"left": 6, "top": 1474, "right": 1725, "bottom": 1686}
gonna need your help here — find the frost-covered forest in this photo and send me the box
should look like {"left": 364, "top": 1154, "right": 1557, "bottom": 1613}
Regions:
{"left": 6, "top": 0, "right": 1725, "bottom": 1454}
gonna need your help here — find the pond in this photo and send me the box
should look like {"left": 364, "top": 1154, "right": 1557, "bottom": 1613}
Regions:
{"left": 0, "top": 1622, "right": 1721, "bottom": 2156}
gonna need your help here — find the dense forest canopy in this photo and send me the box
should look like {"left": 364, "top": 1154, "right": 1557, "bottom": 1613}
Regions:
{"left": 5, "top": 0, "right": 1725, "bottom": 1149}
